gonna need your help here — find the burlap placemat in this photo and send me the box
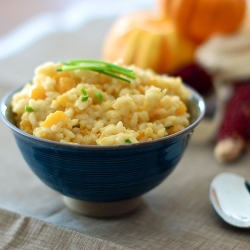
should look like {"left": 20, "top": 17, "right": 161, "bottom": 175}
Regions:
{"left": 0, "top": 207, "right": 133, "bottom": 250}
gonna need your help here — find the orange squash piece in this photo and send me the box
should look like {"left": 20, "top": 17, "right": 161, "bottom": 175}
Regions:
{"left": 175, "top": 101, "right": 187, "bottom": 115}
{"left": 41, "top": 111, "right": 68, "bottom": 128}
{"left": 57, "top": 77, "right": 76, "bottom": 94}
{"left": 31, "top": 85, "right": 46, "bottom": 100}
{"left": 137, "top": 130, "right": 145, "bottom": 141}
{"left": 54, "top": 72, "right": 76, "bottom": 94}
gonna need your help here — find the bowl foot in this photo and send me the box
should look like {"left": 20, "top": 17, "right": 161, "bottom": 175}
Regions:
{"left": 63, "top": 196, "right": 142, "bottom": 218}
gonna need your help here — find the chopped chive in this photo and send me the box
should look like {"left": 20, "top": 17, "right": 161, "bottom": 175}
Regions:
{"left": 165, "top": 125, "right": 173, "bottom": 130}
{"left": 95, "top": 91, "right": 103, "bottom": 102}
{"left": 81, "top": 96, "right": 88, "bottom": 101}
{"left": 56, "top": 59, "right": 136, "bottom": 83}
{"left": 25, "top": 105, "right": 34, "bottom": 112}
{"left": 93, "top": 69, "right": 132, "bottom": 83}
{"left": 80, "top": 88, "right": 89, "bottom": 101}
{"left": 125, "top": 139, "right": 132, "bottom": 144}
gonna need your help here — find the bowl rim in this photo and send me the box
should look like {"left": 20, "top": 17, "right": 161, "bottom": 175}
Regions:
{"left": 1, "top": 84, "right": 205, "bottom": 150}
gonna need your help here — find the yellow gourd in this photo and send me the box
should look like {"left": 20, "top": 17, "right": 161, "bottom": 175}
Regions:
{"left": 102, "top": 11, "right": 197, "bottom": 74}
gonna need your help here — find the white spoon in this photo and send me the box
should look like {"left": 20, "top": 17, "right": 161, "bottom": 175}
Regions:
{"left": 209, "top": 172, "right": 250, "bottom": 228}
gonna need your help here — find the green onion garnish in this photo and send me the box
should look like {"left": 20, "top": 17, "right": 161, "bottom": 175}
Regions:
{"left": 95, "top": 91, "right": 103, "bottom": 102}
{"left": 125, "top": 139, "right": 132, "bottom": 144}
{"left": 165, "top": 125, "right": 173, "bottom": 130}
{"left": 81, "top": 88, "right": 89, "bottom": 101}
{"left": 25, "top": 105, "right": 34, "bottom": 112}
{"left": 56, "top": 59, "right": 136, "bottom": 83}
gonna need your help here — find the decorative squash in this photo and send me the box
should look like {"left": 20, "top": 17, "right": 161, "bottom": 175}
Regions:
{"left": 157, "top": 0, "right": 247, "bottom": 43}
{"left": 102, "top": 11, "right": 197, "bottom": 74}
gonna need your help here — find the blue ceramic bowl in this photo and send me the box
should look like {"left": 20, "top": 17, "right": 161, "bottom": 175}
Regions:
{"left": 1, "top": 86, "right": 205, "bottom": 204}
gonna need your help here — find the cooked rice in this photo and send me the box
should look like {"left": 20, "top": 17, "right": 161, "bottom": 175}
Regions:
{"left": 11, "top": 62, "right": 190, "bottom": 145}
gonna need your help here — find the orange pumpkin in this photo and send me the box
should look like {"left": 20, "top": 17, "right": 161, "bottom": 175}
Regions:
{"left": 157, "top": 0, "right": 247, "bottom": 43}
{"left": 102, "top": 11, "right": 197, "bottom": 74}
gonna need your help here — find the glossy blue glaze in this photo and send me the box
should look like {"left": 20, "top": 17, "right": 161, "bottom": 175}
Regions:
{"left": 1, "top": 86, "right": 205, "bottom": 202}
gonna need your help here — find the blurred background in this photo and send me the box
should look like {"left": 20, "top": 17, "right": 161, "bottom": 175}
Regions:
{"left": 0, "top": 0, "right": 249, "bottom": 125}
{"left": 0, "top": 0, "right": 153, "bottom": 86}
{"left": 1, "top": 0, "right": 249, "bottom": 88}
{"left": 0, "top": 0, "right": 82, "bottom": 37}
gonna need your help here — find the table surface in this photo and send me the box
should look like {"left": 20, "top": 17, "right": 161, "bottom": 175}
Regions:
{"left": 1, "top": 1, "right": 250, "bottom": 249}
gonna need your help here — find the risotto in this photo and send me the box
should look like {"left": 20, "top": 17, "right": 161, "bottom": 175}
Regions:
{"left": 11, "top": 61, "right": 190, "bottom": 146}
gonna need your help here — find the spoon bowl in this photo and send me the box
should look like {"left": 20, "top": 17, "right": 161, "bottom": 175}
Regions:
{"left": 209, "top": 172, "right": 250, "bottom": 228}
